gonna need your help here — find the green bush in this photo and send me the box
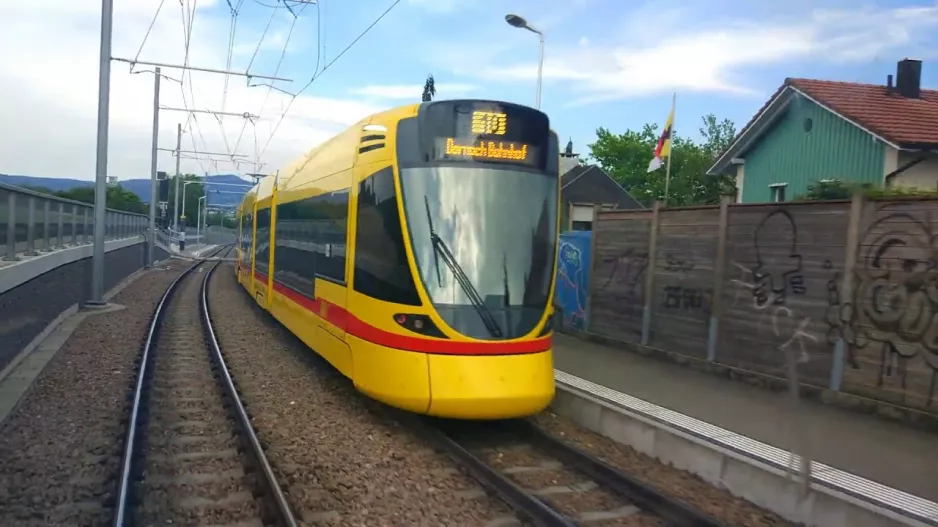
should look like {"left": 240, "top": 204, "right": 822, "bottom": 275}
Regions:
{"left": 798, "top": 179, "right": 938, "bottom": 201}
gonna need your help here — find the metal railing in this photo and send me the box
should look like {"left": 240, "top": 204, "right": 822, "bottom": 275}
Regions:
{"left": 0, "top": 181, "right": 149, "bottom": 262}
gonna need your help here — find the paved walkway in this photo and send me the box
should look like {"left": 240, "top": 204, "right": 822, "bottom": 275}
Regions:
{"left": 553, "top": 333, "right": 938, "bottom": 502}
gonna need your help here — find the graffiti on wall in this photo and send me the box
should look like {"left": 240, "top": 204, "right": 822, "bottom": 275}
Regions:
{"left": 752, "top": 210, "right": 808, "bottom": 307}
{"left": 555, "top": 232, "right": 591, "bottom": 331}
{"left": 659, "top": 251, "right": 711, "bottom": 312}
{"left": 664, "top": 252, "right": 695, "bottom": 273}
{"left": 725, "top": 209, "right": 818, "bottom": 366}
{"left": 598, "top": 247, "right": 648, "bottom": 304}
{"left": 584, "top": 200, "right": 938, "bottom": 412}
{"left": 731, "top": 261, "right": 817, "bottom": 366}
{"left": 662, "top": 285, "right": 709, "bottom": 311}
{"left": 826, "top": 210, "right": 938, "bottom": 405}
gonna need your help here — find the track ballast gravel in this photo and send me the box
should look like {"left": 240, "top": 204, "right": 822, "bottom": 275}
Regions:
{"left": 209, "top": 265, "right": 522, "bottom": 526}
{"left": 440, "top": 420, "right": 669, "bottom": 526}
{"left": 133, "top": 260, "right": 266, "bottom": 526}
{"left": 0, "top": 260, "right": 191, "bottom": 527}
{"left": 210, "top": 265, "right": 794, "bottom": 526}
{"left": 532, "top": 414, "right": 795, "bottom": 526}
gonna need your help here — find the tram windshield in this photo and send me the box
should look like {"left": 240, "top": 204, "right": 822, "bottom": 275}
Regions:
{"left": 397, "top": 100, "right": 559, "bottom": 341}
{"left": 400, "top": 165, "right": 557, "bottom": 340}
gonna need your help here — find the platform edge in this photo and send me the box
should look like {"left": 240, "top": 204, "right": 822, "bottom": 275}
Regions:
{"left": 552, "top": 369, "right": 938, "bottom": 527}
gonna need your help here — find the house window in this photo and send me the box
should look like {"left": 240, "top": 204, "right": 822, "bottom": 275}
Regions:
{"left": 769, "top": 183, "right": 787, "bottom": 203}
{"left": 572, "top": 220, "right": 592, "bottom": 231}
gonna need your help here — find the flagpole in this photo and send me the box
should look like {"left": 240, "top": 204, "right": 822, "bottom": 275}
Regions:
{"left": 663, "top": 92, "right": 676, "bottom": 205}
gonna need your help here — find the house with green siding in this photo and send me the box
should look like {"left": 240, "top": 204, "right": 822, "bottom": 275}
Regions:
{"left": 708, "top": 59, "right": 938, "bottom": 203}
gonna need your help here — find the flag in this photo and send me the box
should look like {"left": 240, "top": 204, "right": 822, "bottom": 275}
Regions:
{"left": 647, "top": 99, "right": 675, "bottom": 173}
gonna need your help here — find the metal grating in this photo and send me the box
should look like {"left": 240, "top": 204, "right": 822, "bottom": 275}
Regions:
{"left": 554, "top": 369, "right": 938, "bottom": 525}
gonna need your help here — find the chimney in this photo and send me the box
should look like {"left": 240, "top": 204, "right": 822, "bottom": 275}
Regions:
{"left": 559, "top": 138, "right": 581, "bottom": 175}
{"left": 896, "top": 58, "right": 922, "bottom": 99}
{"left": 886, "top": 74, "right": 894, "bottom": 95}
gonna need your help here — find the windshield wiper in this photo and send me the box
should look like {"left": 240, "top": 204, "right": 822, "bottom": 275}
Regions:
{"left": 424, "top": 198, "right": 444, "bottom": 288}
{"left": 423, "top": 196, "right": 504, "bottom": 338}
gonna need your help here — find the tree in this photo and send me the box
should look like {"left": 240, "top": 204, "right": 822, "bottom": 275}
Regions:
{"left": 587, "top": 113, "right": 738, "bottom": 207}
{"left": 698, "top": 114, "right": 736, "bottom": 160}
{"left": 206, "top": 210, "right": 237, "bottom": 229}
{"left": 55, "top": 185, "right": 147, "bottom": 214}
{"left": 422, "top": 74, "right": 436, "bottom": 102}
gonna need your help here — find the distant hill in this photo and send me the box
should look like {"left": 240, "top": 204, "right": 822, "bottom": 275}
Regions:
{"left": 0, "top": 173, "right": 253, "bottom": 208}
{"left": 0, "top": 174, "right": 94, "bottom": 192}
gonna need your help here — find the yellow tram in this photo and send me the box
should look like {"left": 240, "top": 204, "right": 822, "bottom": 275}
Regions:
{"left": 235, "top": 99, "right": 561, "bottom": 419}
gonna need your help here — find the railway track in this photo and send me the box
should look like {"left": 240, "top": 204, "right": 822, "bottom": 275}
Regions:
{"left": 419, "top": 417, "right": 728, "bottom": 527}
{"left": 112, "top": 245, "right": 297, "bottom": 527}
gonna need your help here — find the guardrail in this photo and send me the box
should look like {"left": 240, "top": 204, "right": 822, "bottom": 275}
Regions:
{"left": 0, "top": 182, "right": 149, "bottom": 261}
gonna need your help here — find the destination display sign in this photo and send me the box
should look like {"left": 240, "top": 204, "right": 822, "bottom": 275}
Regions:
{"left": 420, "top": 101, "right": 549, "bottom": 169}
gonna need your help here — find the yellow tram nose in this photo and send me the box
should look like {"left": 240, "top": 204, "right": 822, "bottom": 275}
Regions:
{"left": 426, "top": 350, "right": 556, "bottom": 419}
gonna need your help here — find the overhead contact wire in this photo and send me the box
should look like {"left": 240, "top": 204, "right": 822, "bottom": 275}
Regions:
{"left": 255, "top": 0, "right": 400, "bottom": 163}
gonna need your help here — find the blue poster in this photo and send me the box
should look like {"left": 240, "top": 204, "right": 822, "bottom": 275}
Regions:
{"left": 555, "top": 231, "right": 591, "bottom": 331}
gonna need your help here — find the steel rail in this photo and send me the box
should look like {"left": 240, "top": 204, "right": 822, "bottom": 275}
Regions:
{"left": 112, "top": 245, "right": 229, "bottom": 526}
{"left": 202, "top": 250, "right": 299, "bottom": 527}
{"left": 415, "top": 417, "right": 575, "bottom": 527}
{"left": 422, "top": 417, "right": 729, "bottom": 527}
{"left": 517, "top": 420, "right": 729, "bottom": 527}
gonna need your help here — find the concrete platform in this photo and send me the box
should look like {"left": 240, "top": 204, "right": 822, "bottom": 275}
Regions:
{"left": 552, "top": 333, "right": 938, "bottom": 503}
{"left": 550, "top": 370, "right": 938, "bottom": 527}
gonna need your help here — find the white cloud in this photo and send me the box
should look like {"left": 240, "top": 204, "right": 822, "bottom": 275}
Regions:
{"left": 0, "top": 0, "right": 379, "bottom": 182}
{"left": 351, "top": 83, "right": 479, "bottom": 99}
{"left": 463, "top": 3, "right": 938, "bottom": 105}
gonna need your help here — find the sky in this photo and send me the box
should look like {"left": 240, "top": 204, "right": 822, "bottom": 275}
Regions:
{"left": 2, "top": 0, "right": 938, "bottom": 183}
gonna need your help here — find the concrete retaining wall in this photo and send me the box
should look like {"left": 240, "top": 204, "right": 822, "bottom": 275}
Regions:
{"left": 0, "top": 238, "right": 169, "bottom": 371}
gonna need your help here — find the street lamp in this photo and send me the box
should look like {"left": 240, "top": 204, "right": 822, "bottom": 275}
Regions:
{"left": 197, "top": 195, "right": 207, "bottom": 249}
{"left": 183, "top": 180, "right": 252, "bottom": 222}
{"left": 180, "top": 180, "right": 202, "bottom": 227}
{"left": 505, "top": 13, "right": 544, "bottom": 110}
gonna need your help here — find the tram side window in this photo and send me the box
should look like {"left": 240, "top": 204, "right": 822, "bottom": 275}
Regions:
{"left": 254, "top": 208, "right": 272, "bottom": 276}
{"left": 353, "top": 167, "right": 421, "bottom": 306}
{"left": 274, "top": 190, "right": 349, "bottom": 298}
{"left": 240, "top": 213, "right": 253, "bottom": 266}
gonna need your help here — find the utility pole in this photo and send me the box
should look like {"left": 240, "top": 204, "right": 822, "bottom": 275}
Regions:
{"left": 147, "top": 67, "right": 161, "bottom": 267}
{"left": 172, "top": 123, "right": 182, "bottom": 232}
{"left": 87, "top": 0, "right": 113, "bottom": 307}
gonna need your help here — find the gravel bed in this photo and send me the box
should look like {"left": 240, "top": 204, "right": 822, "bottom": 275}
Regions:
{"left": 205, "top": 263, "right": 786, "bottom": 526}
{"left": 0, "top": 260, "right": 191, "bottom": 527}
{"left": 532, "top": 412, "right": 797, "bottom": 526}
{"left": 208, "top": 264, "right": 521, "bottom": 526}
{"left": 455, "top": 430, "right": 640, "bottom": 524}
{"left": 134, "top": 265, "right": 264, "bottom": 526}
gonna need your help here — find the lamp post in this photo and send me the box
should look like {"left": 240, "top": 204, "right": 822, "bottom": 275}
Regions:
{"left": 505, "top": 13, "right": 544, "bottom": 110}
{"left": 196, "top": 195, "right": 206, "bottom": 249}
{"left": 180, "top": 180, "right": 208, "bottom": 224}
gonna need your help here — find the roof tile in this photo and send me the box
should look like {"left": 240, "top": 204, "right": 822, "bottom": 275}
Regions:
{"left": 786, "top": 78, "right": 938, "bottom": 146}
